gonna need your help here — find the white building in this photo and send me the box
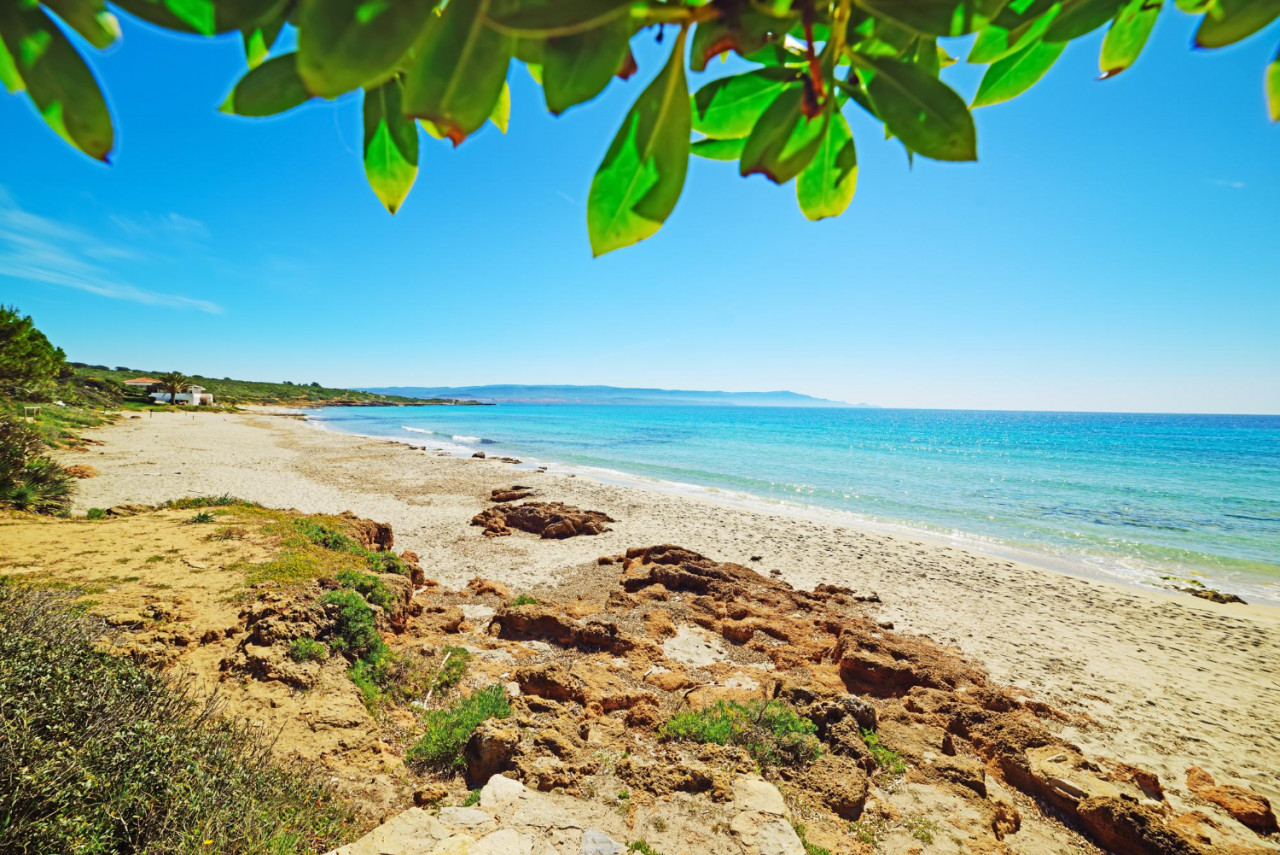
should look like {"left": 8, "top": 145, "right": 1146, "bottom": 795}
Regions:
{"left": 149, "top": 384, "right": 214, "bottom": 406}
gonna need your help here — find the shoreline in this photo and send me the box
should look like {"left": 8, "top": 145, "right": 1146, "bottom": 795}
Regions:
{"left": 301, "top": 408, "right": 1280, "bottom": 609}
{"left": 59, "top": 408, "right": 1280, "bottom": 815}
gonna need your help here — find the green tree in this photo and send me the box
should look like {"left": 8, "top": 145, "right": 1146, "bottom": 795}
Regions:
{"left": 156, "top": 371, "right": 191, "bottom": 405}
{"left": 1, "top": 0, "right": 1276, "bottom": 254}
{"left": 0, "top": 305, "right": 69, "bottom": 401}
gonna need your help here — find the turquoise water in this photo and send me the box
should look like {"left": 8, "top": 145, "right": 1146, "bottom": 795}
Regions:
{"left": 306, "top": 405, "right": 1280, "bottom": 603}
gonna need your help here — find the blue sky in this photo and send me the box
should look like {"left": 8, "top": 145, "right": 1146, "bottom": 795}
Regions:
{"left": 2, "top": 11, "right": 1278, "bottom": 413}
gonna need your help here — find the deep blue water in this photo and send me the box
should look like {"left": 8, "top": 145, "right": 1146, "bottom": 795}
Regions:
{"left": 306, "top": 405, "right": 1280, "bottom": 603}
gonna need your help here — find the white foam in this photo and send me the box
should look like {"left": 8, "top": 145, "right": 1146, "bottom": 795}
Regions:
{"left": 402, "top": 426, "right": 435, "bottom": 435}
{"left": 452, "top": 434, "right": 483, "bottom": 443}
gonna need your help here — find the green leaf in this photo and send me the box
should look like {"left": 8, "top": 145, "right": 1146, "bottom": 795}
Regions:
{"left": 1099, "top": 0, "right": 1161, "bottom": 78}
{"left": 854, "top": 0, "right": 987, "bottom": 36}
{"left": 586, "top": 27, "right": 689, "bottom": 256}
{"left": 112, "top": 0, "right": 273, "bottom": 35}
{"left": 542, "top": 16, "right": 630, "bottom": 115}
{"left": 0, "top": 34, "right": 23, "bottom": 93}
{"left": 1044, "top": 0, "right": 1124, "bottom": 41}
{"left": 796, "top": 109, "right": 857, "bottom": 220}
{"left": 1268, "top": 45, "right": 1280, "bottom": 121}
{"left": 43, "top": 0, "right": 119, "bottom": 49}
{"left": 1175, "top": 0, "right": 1210, "bottom": 12}
{"left": 854, "top": 54, "right": 976, "bottom": 161}
{"left": 973, "top": 38, "right": 1065, "bottom": 105}
{"left": 486, "top": 0, "right": 633, "bottom": 37}
{"left": 224, "top": 52, "right": 311, "bottom": 117}
{"left": 242, "top": 11, "right": 286, "bottom": 69}
{"left": 1195, "top": 0, "right": 1280, "bottom": 47}
{"left": 297, "top": 0, "right": 437, "bottom": 99}
{"left": 691, "top": 67, "right": 798, "bottom": 139}
{"left": 363, "top": 78, "right": 419, "bottom": 213}
{"left": 691, "top": 136, "right": 746, "bottom": 160}
{"left": 490, "top": 79, "right": 511, "bottom": 131}
{"left": 968, "top": 6, "right": 1060, "bottom": 63}
{"left": 739, "top": 86, "right": 828, "bottom": 183}
{"left": 404, "top": 0, "right": 511, "bottom": 144}
{"left": 690, "top": 10, "right": 790, "bottom": 72}
{"left": 0, "top": 3, "right": 112, "bottom": 160}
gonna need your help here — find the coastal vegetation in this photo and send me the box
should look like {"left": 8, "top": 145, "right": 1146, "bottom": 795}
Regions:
{"left": 661, "top": 698, "right": 823, "bottom": 767}
{"left": 406, "top": 684, "right": 513, "bottom": 770}
{"left": 2, "top": 0, "right": 1275, "bottom": 254}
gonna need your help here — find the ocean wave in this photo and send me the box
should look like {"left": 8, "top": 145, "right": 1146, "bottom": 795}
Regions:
{"left": 402, "top": 426, "right": 435, "bottom": 435}
{"left": 452, "top": 435, "right": 484, "bottom": 443}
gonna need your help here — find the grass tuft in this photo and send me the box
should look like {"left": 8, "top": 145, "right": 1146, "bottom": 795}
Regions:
{"left": 861, "top": 729, "right": 906, "bottom": 776}
{"left": 510, "top": 594, "right": 539, "bottom": 606}
{"left": 662, "top": 699, "right": 821, "bottom": 767}
{"left": 288, "top": 638, "right": 329, "bottom": 663}
{"left": 406, "top": 685, "right": 512, "bottom": 770}
{"left": 86, "top": 507, "right": 106, "bottom": 520}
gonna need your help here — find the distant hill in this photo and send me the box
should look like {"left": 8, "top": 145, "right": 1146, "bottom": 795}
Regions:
{"left": 362, "top": 384, "right": 863, "bottom": 408}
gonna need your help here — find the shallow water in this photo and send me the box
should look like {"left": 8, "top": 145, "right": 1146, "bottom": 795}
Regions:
{"left": 307, "top": 405, "right": 1280, "bottom": 603}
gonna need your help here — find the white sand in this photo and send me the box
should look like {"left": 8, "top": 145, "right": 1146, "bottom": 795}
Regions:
{"left": 62, "top": 408, "right": 1280, "bottom": 817}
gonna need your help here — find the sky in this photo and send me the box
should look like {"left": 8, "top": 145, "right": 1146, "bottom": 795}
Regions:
{"left": 2, "top": 12, "right": 1278, "bottom": 413}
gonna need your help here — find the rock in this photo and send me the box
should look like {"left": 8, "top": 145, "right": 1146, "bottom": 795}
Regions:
{"left": 64, "top": 464, "right": 97, "bottom": 478}
{"left": 733, "top": 776, "right": 787, "bottom": 816}
{"left": 471, "top": 502, "right": 615, "bottom": 539}
{"left": 474, "top": 828, "right": 532, "bottom": 855}
{"left": 580, "top": 828, "right": 625, "bottom": 855}
{"left": 1175, "top": 586, "right": 1247, "bottom": 604}
{"left": 491, "top": 487, "right": 535, "bottom": 503}
{"left": 337, "top": 511, "right": 393, "bottom": 551}
{"left": 480, "top": 774, "right": 527, "bottom": 810}
{"left": 755, "top": 817, "right": 805, "bottom": 855}
{"left": 473, "top": 451, "right": 486, "bottom": 458}
{"left": 323, "top": 807, "right": 448, "bottom": 855}
{"left": 498, "top": 605, "right": 634, "bottom": 654}
{"left": 466, "top": 720, "right": 520, "bottom": 787}
{"left": 468, "top": 577, "right": 512, "bottom": 599}
{"left": 1186, "top": 766, "right": 1278, "bottom": 835}
{"left": 800, "top": 754, "right": 869, "bottom": 819}
{"left": 438, "top": 806, "right": 494, "bottom": 828}
{"left": 106, "top": 503, "right": 149, "bottom": 517}
{"left": 936, "top": 753, "right": 987, "bottom": 797}
{"left": 413, "top": 784, "right": 448, "bottom": 806}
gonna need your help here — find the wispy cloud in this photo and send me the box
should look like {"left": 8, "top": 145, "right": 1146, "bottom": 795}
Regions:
{"left": 0, "top": 191, "right": 222, "bottom": 314}
{"left": 110, "top": 211, "right": 213, "bottom": 242}
{"left": 1209, "top": 179, "right": 1247, "bottom": 190}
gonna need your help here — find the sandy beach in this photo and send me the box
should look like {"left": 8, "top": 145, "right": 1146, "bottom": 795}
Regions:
{"left": 60, "top": 407, "right": 1280, "bottom": 828}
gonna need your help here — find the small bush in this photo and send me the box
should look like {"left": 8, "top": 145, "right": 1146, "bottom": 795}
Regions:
{"left": 510, "top": 594, "right": 539, "bottom": 606}
{"left": 335, "top": 568, "right": 395, "bottom": 612}
{"left": 320, "top": 589, "right": 386, "bottom": 663}
{"left": 861, "top": 729, "right": 906, "bottom": 776}
{"left": 628, "top": 843, "right": 663, "bottom": 855}
{"left": 288, "top": 638, "right": 329, "bottom": 663}
{"left": 662, "top": 700, "right": 820, "bottom": 767}
{"left": 432, "top": 646, "right": 472, "bottom": 694}
{"left": 295, "top": 519, "right": 355, "bottom": 551}
{"left": 0, "top": 582, "right": 355, "bottom": 852}
{"left": 0, "top": 417, "right": 74, "bottom": 514}
{"left": 188, "top": 511, "right": 216, "bottom": 524}
{"left": 162, "top": 494, "right": 254, "bottom": 509}
{"left": 86, "top": 507, "right": 107, "bottom": 520}
{"left": 406, "top": 685, "right": 511, "bottom": 769}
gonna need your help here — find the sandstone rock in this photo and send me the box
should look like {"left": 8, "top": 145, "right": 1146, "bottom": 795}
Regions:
{"left": 472, "top": 451, "right": 486, "bottom": 458}
{"left": 498, "top": 605, "right": 634, "bottom": 654}
{"left": 413, "top": 783, "right": 448, "bottom": 806}
{"left": 755, "top": 817, "right": 805, "bottom": 855}
{"left": 491, "top": 487, "right": 535, "bottom": 503}
{"left": 338, "top": 511, "right": 394, "bottom": 551}
{"left": 733, "top": 776, "right": 787, "bottom": 816}
{"left": 480, "top": 774, "right": 527, "bottom": 810}
{"left": 323, "top": 807, "right": 448, "bottom": 855}
{"left": 466, "top": 720, "right": 520, "bottom": 787}
{"left": 468, "top": 577, "right": 513, "bottom": 599}
{"left": 1186, "top": 766, "right": 1278, "bottom": 835}
{"left": 471, "top": 502, "right": 615, "bottom": 539}
{"left": 438, "top": 806, "right": 494, "bottom": 828}
{"left": 474, "top": 828, "right": 532, "bottom": 855}
{"left": 580, "top": 828, "right": 625, "bottom": 855}
{"left": 799, "top": 753, "right": 869, "bottom": 819}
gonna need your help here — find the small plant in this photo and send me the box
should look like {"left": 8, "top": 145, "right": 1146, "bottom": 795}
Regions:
{"left": 187, "top": 511, "right": 216, "bottom": 524}
{"left": 510, "top": 594, "right": 539, "bottom": 606}
{"left": 651, "top": 817, "right": 668, "bottom": 833}
{"left": 628, "top": 842, "right": 663, "bottom": 855}
{"left": 861, "top": 729, "right": 907, "bottom": 777}
{"left": 335, "top": 568, "right": 396, "bottom": 612}
{"left": 162, "top": 494, "right": 253, "bottom": 509}
{"left": 205, "top": 525, "right": 248, "bottom": 541}
{"left": 406, "top": 685, "right": 512, "bottom": 769}
{"left": 903, "top": 814, "right": 939, "bottom": 844}
{"left": 431, "top": 646, "right": 472, "bottom": 694}
{"left": 661, "top": 699, "right": 821, "bottom": 766}
{"left": 86, "top": 507, "right": 106, "bottom": 520}
{"left": 462, "top": 789, "right": 481, "bottom": 807}
{"left": 849, "top": 816, "right": 887, "bottom": 846}
{"left": 792, "top": 823, "right": 831, "bottom": 855}
{"left": 321, "top": 589, "right": 386, "bottom": 663}
{"left": 288, "top": 638, "right": 329, "bottom": 663}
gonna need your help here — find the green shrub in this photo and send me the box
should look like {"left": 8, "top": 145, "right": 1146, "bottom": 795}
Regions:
{"left": 86, "top": 507, "right": 107, "bottom": 520}
{"left": 662, "top": 700, "right": 820, "bottom": 766}
{"left": 462, "top": 789, "right": 481, "bottom": 807}
{"left": 406, "top": 685, "right": 512, "bottom": 769}
{"left": 0, "top": 581, "right": 355, "bottom": 853}
{"left": 320, "top": 589, "right": 386, "bottom": 663}
{"left": 288, "top": 638, "right": 329, "bottom": 663}
{"left": 335, "top": 568, "right": 395, "bottom": 612}
{"left": 431, "top": 646, "right": 472, "bottom": 694}
{"left": 0, "top": 417, "right": 74, "bottom": 514}
{"left": 295, "top": 519, "right": 355, "bottom": 551}
{"left": 188, "top": 511, "right": 216, "bottom": 524}
{"left": 628, "top": 843, "right": 664, "bottom": 855}
{"left": 861, "top": 729, "right": 906, "bottom": 776}
{"left": 510, "top": 594, "right": 539, "bottom": 606}
{"left": 162, "top": 494, "right": 256, "bottom": 510}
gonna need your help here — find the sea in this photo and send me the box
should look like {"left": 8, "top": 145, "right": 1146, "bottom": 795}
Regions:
{"left": 303, "top": 405, "right": 1280, "bottom": 605}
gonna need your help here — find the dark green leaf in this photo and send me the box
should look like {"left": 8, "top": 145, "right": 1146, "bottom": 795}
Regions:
{"left": 739, "top": 43, "right": 808, "bottom": 66}
{"left": 542, "top": 16, "right": 630, "bottom": 115}
{"left": 0, "top": 3, "right": 112, "bottom": 159}
{"left": 739, "top": 86, "right": 828, "bottom": 183}
{"left": 854, "top": 0, "right": 987, "bottom": 36}
{"left": 973, "top": 38, "right": 1064, "bottom": 105}
{"left": 242, "top": 11, "right": 286, "bottom": 69}
{"left": 224, "top": 52, "right": 311, "bottom": 116}
{"left": 486, "top": 0, "right": 633, "bottom": 37}
{"left": 691, "top": 67, "right": 798, "bottom": 139}
{"left": 0, "top": 33, "right": 23, "bottom": 93}
{"left": 112, "top": 0, "right": 274, "bottom": 35}
{"left": 43, "top": 0, "right": 119, "bottom": 49}
{"left": 404, "top": 0, "right": 511, "bottom": 143}
{"left": 854, "top": 53, "right": 976, "bottom": 161}
{"left": 1044, "top": 0, "right": 1124, "bottom": 41}
{"left": 363, "top": 78, "right": 418, "bottom": 213}
{"left": 1195, "top": 0, "right": 1280, "bottom": 47}
{"left": 1099, "top": 0, "right": 1161, "bottom": 77}
{"left": 690, "top": 9, "right": 791, "bottom": 72}
{"left": 297, "top": 0, "right": 437, "bottom": 98}
{"left": 586, "top": 27, "right": 689, "bottom": 256}
{"left": 1268, "top": 45, "right": 1280, "bottom": 120}
{"left": 691, "top": 136, "right": 746, "bottom": 160}
{"left": 797, "top": 108, "right": 857, "bottom": 220}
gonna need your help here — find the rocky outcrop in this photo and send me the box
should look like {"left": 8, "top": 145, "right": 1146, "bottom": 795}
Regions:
{"left": 490, "top": 486, "right": 535, "bottom": 503}
{"left": 471, "top": 502, "right": 615, "bottom": 539}
{"left": 337, "top": 511, "right": 394, "bottom": 551}
{"left": 1187, "top": 766, "right": 1278, "bottom": 835}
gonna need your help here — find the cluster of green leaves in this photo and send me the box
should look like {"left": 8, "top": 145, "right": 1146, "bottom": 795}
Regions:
{"left": 321, "top": 587, "right": 387, "bottom": 661}
{"left": 86, "top": 506, "right": 107, "bottom": 519}
{"left": 405, "top": 684, "right": 512, "bottom": 769}
{"left": 661, "top": 698, "right": 822, "bottom": 767}
{"left": 334, "top": 566, "right": 396, "bottom": 610}
{"left": 288, "top": 636, "right": 331, "bottom": 662}
{"left": 0, "top": 305, "right": 70, "bottom": 401}
{"left": 431, "top": 644, "right": 473, "bottom": 693}
{"left": 509, "top": 593, "right": 540, "bottom": 606}
{"left": 860, "top": 727, "right": 906, "bottom": 775}
{"left": 3, "top": 0, "right": 1276, "bottom": 255}
{"left": 162, "top": 493, "right": 257, "bottom": 509}
{"left": 0, "top": 415, "right": 74, "bottom": 514}
{"left": 0, "top": 581, "right": 356, "bottom": 853}
{"left": 296, "top": 517, "right": 410, "bottom": 579}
